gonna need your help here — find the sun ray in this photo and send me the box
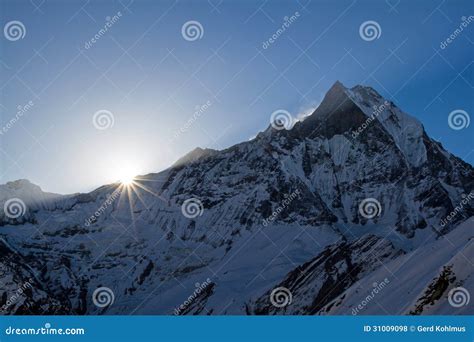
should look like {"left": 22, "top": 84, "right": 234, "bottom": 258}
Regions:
{"left": 132, "top": 176, "right": 167, "bottom": 183}
{"left": 125, "top": 185, "right": 137, "bottom": 230}
{"left": 132, "top": 181, "right": 168, "bottom": 204}
{"left": 121, "top": 175, "right": 134, "bottom": 185}
{"left": 129, "top": 183, "right": 150, "bottom": 211}
{"left": 116, "top": 183, "right": 129, "bottom": 212}
{"left": 109, "top": 167, "right": 170, "bottom": 226}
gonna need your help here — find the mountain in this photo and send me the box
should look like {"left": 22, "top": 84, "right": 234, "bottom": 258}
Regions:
{"left": 0, "top": 81, "right": 472, "bottom": 315}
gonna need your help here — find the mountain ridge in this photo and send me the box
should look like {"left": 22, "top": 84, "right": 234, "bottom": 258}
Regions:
{"left": 0, "top": 81, "right": 472, "bottom": 315}
{"left": 2, "top": 81, "right": 471, "bottom": 196}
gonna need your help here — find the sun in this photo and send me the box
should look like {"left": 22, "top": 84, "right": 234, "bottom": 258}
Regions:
{"left": 120, "top": 174, "right": 135, "bottom": 185}
{"left": 113, "top": 166, "right": 137, "bottom": 186}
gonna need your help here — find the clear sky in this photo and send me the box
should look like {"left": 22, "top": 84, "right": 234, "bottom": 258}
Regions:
{"left": 0, "top": 0, "right": 472, "bottom": 194}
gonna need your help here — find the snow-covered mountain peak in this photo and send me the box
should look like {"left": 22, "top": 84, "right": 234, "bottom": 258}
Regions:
{"left": 308, "top": 80, "right": 353, "bottom": 119}
{"left": 345, "top": 83, "right": 427, "bottom": 167}
{"left": 3, "top": 179, "right": 41, "bottom": 193}
{"left": 290, "top": 81, "right": 427, "bottom": 167}
{"left": 172, "top": 147, "right": 218, "bottom": 168}
{"left": 0, "top": 82, "right": 472, "bottom": 316}
{"left": 0, "top": 179, "right": 59, "bottom": 204}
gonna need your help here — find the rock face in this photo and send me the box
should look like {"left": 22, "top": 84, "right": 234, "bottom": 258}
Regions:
{"left": 0, "top": 81, "right": 472, "bottom": 315}
{"left": 248, "top": 235, "right": 403, "bottom": 315}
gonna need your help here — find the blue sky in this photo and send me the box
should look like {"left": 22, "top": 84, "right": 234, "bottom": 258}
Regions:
{"left": 0, "top": 0, "right": 473, "bottom": 193}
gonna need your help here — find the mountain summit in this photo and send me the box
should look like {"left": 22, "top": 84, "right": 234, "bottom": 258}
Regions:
{"left": 0, "top": 82, "right": 472, "bottom": 315}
